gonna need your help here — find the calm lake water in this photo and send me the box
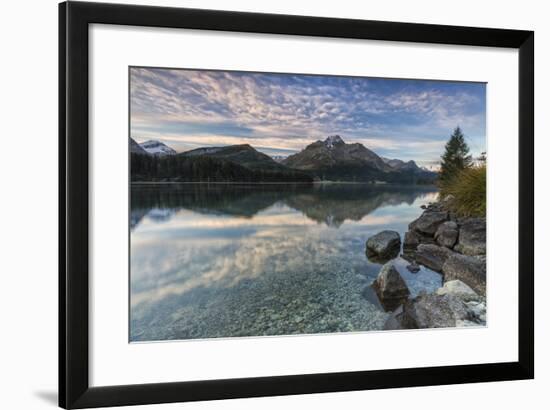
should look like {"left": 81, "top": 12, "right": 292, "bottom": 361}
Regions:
{"left": 130, "top": 183, "right": 442, "bottom": 342}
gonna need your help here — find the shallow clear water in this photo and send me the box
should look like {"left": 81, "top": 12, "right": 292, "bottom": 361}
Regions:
{"left": 130, "top": 183, "right": 442, "bottom": 342}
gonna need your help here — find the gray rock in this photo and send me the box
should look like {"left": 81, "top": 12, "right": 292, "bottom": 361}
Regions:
{"left": 442, "top": 253, "right": 486, "bottom": 295}
{"left": 436, "top": 279, "right": 477, "bottom": 299}
{"left": 426, "top": 202, "right": 444, "bottom": 212}
{"left": 455, "top": 218, "right": 486, "bottom": 256}
{"left": 466, "top": 300, "right": 486, "bottom": 323}
{"left": 415, "top": 244, "right": 453, "bottom": 272}
{"left": 366, "top": 230, "right": 401, "bottom": 261}
{"left": 384, "top": 293, "right": 471, "bottom": 329}
{"left": 409, "top": 211, "right": 449, "bottom": 235}
{"left": 403, "top": 229, "right": 435, "bottom": 252}
{"left": 406, "top": 262, "right": 421, "bottom": 273}
{"left": 403, "top": 230, "right": 420, "bottom": 251}
{"left": 435, "top": 221, "right": 458, "bottom": 248}
{"left": 373, "top": 262, "right": 410, "bottom": 301}
{"left": 456, "top": 319, "right": 480, "bottom": 327}
{"left": 383, "top": 305, "right": 405, "bottom": 330}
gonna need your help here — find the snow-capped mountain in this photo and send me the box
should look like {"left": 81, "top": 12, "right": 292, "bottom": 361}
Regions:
{"left": 139, "top": 140, "right": 176, "bottom": 156}
{"left": 130, "top": 137, "right": 148, "bottom": 155}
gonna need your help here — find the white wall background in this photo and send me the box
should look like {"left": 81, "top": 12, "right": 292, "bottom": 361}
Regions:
{"left": 0, "top": 0, "right": 545, "bottom": 409}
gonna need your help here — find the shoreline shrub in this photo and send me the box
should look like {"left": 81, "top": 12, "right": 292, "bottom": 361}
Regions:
{"left": 440, "top": 165, "right": 486, "bottom": 218}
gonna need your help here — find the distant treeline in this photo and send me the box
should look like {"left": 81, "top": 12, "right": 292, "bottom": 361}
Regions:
{"left": 309, "top": 164, "right": 437, "bottom": 185}
{"left": 131, "top": 153, "right": 313, "bottom": 183}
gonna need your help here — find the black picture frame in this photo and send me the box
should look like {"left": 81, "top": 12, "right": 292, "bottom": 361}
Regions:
{"left": 59, "top": 1, "right": 534, "bottom": 408}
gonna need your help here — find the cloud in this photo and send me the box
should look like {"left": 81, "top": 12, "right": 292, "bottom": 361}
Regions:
{"left": 130, "top": 68, "right": 486, "bottom": 162}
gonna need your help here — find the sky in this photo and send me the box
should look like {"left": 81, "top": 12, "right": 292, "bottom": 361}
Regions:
{"left": 130, "top": 67, "right": 486, "bottom": 169}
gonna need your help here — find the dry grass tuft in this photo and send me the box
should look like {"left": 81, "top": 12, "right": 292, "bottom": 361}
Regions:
{"left": 440, "top": 165, "right": 486, "bottom": 217}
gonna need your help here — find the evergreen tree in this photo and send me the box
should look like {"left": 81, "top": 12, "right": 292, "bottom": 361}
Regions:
{"left": 439, "top": 126, "right": 473, "bottom": 185}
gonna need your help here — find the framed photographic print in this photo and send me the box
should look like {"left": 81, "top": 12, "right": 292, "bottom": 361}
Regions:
{"left": 59, "top": 1, "right": 534, "bottom": 408}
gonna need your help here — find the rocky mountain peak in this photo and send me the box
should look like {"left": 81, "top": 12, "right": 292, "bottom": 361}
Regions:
{"left": 324, "top": 135, "right": 344, "bottom": 148}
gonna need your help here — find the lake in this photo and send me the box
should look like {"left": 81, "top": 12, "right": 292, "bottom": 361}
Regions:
{"left": 130, "top": 183, "right": 442, "bottom": 342}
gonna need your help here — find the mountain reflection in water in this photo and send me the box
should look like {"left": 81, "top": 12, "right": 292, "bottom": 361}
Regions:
{"left": 131, "top": 183, "right": 433, "bottom": 229}
{"left": 130, "top": 183, "right": 442, "bottom": 341}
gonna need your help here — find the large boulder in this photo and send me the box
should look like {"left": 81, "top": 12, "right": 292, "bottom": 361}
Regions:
{"left": 435, "top": 221, "right": 459, "bottom": 249}
{"left": 384, "top": 293, "right": 471, "bottom": 329}
{"left": 366, "top": 230, "right": 401, "bottom": 261}
{"left": 373, "top": 262, "right": 410, "bottom": 301}
{"left": 409, "top": 211, "right": 449, "bottom": 236}
{"left": 455, "top": 218, "right": 486, "bottom": 256}
{"left": 436, "top": 279, "right": 479, "bottom": 302}
{"left": 403, "top": 230, "right": 420, "bottom": 251}
{"left": 415, "top": 244, "right": 453, "bottom": 272}
{"left": 442, "top": 253, "right": 486, "bottom": 295}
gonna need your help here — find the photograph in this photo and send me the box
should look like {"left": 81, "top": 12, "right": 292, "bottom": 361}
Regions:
{"left": 129, "top": 67, "right": 487, "bottom": 342}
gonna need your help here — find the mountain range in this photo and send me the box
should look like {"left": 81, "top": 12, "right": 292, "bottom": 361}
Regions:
{"left": 280, "top": 135, "right": 435, "bottom": 182}
{"left": 130, "top": 136, "right": 437, "bottom": 184}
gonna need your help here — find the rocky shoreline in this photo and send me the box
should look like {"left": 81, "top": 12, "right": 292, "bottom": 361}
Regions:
{"left": 366, "top": 195, "right": 487, "bottom": 330}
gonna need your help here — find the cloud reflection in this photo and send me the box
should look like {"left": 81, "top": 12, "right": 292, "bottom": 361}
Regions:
{"left": 130, "top": 185, "right": 437, "bottom": 309}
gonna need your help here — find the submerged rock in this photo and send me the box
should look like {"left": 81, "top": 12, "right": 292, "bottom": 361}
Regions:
{"left": 409, "top": 211, "right": 449, "bottom": 235}
{"left": 366, "top": 230, "right": 401, "bottom": 261}
{"left": 373, "top": 262, "right": 410, "bottom": 300}
{"left": 442, "top": 253, "right": 486, "bottom": 295}
{"left": 415, "top": 244, "right": 453, "bottom": 272}
{"left": 435, "top": 221, "right": 459, "bottom": 248}
{"left": 384, "top": 293, "right": 471, "bottom": 330}
{"left": 383, "top": 305, "right": 406, "bottom": 330}
{"left": 455, "top": 218, "right": 486, "bottom": 256}
{"left": 406, "top": 262, "right": 421, "bottom": 273}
